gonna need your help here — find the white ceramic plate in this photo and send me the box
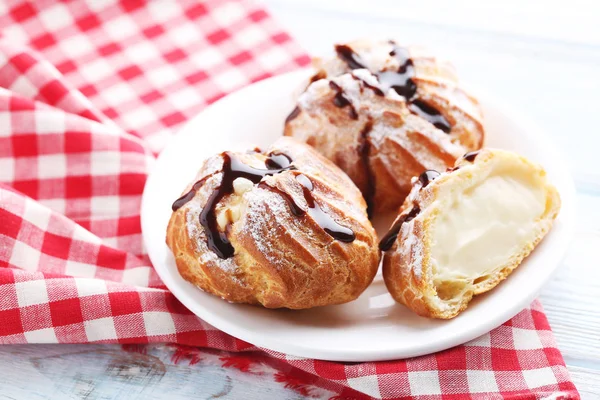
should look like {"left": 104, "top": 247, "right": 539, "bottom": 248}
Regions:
{"left": 141, "top": 70, "right": 575, "bottom": 362}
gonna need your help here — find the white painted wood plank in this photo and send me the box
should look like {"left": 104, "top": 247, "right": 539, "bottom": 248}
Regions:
{"left": 264, "top": 0, "right": 600, "bottom": 45}
{"left": 539, "top": 193, "right": 600, "bottom": 368}
{"left": 0, "top": 345, "right": 311, "bottom": 400}
{"left": 569, "top": 366, "right": 600, "bottom": 400}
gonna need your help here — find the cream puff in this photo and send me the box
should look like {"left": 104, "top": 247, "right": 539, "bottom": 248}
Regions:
{"left": 381, "top": 149, "right": 561, "bottom": 319}
{"left": 285, "top": 39, "right": 484, "bottom": 212}
{"left": 166, "top": 137, "right": 380, "bottom": 309}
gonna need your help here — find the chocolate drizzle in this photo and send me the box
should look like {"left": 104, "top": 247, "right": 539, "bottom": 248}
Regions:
{"left": 408, "top": 100, "right": 451, "bottom": 133}
{"left": 171, "top": 151, "right": 295, "bottom": 259}
{"left": 334, "top": 42, "right": 452, "bottom": 133}
{"left": 200, "top": 152, "right": 296, "bottom": 259}
{"left": 265, "top": 152, "right": 292, "bottom": 169}
{"left": 335, "top": 44, "right": 367, "bottom": 70}
{"left": 378, "top": 44, "right": 417, "bottom": 99}
{"left": 295, "top": 174, "right": 356, "bottom": 242}
{"left": 285, "top": 106, "right": 301, "bottom": 124}
{"left": 309, "top": 70, "right": 327, "bottom": 84}
{"left": 351, "top": 74, "right": 384, "bottom": 96}
{"left": 463, "top": 151, "right": 480, "bottom": 162}
{"left": 418, "top": 170, "right": 441, "bottom": 188}
{"left": 172, "top": 173, "right": 217, "bottom": 212}
{"left": 379, "top": 205, "right": 421, "bottom": 251}
{"left": 259, "top": 183, "right": 303, "bottom": 216}
{"left": 359, "top": 119, "right": 375, "bottom": 216}
{"left": 172, "top": 149, "right": 357, "bottom": 259}
{"left": 329, "top": 81, "right": 358, "bottom": 119}
{"left": 259, "top": 174, "right": 356, "bottom": 242}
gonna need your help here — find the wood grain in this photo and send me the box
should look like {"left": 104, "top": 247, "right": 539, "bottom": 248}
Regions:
{"left": 0, "top": 344, "right": 310, "bottom": 399}
{"left": 569, "top": 366, "right": 600, "bottom": 400}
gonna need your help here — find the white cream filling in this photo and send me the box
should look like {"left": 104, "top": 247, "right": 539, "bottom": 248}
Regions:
{"left": 233, "top": 177, "right": 254, "bottom": 195}
{"left": 431, "top": 173, "right": 545, "bottom": 283}
{"left": 216, "top": 178, "right": 254, "bottom": 230}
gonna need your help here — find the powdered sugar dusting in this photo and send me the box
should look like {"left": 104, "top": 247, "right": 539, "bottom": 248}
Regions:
{"left": 318, "top": 39, "right": 397, "bottom": 76}
{"left": 242, "top": 187, "right": 292, "bottom": 270}
{"left": 300, "top": 69, "right": 467, "bottom": 169}
{"left": 312, "top": 39, "right": 483, "bottom": 146}
{"left": 185, "top": 201, "right": 204, "bottom": 248}
{"left": 403, "top": 225, "right": 424, "bottom": 281}
{"left": 368, "top": 109, "right": 464, "bottom": 172}
{"left": 298, "top": 79, "right": 328, "bottom": 111}
{"left": 299, "top": 70, "right": 393, "bottom": 117}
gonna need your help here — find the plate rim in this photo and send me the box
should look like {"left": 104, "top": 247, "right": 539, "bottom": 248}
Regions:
{"left": 141, "top": 69, "right": 576, "bottom": 361}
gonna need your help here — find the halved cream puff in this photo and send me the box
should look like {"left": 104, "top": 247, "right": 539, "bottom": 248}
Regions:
{"left": 381, "top": 149, "right": 561, "bottom": 319}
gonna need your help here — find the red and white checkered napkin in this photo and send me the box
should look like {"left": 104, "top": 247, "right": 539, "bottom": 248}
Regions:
{"left": 0, "top": 1, "right": 579, "bottom": 398}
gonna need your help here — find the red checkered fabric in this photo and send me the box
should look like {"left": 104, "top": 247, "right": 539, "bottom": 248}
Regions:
{"left": 0, "top": 1, "right": 579, "bottom": 398}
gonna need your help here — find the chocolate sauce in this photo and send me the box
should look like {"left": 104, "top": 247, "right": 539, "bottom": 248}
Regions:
{"left": 285, "top": 106, "right": 301, "bottom": 124}
{"left": 259, "top": 183, "right": 304, "bottom": 216}
{"left": 173, "top": 148, "right": 357, "bottom": 258}
{"left": 379, "top": 45, "right": 418, "bottom": 99}
{"left": 359, "top": 119, "right": 375, "bottom": 216}
{"left": 351, "top": 73, "right": 384, "bottom": 96}
{"left": 329, "top": 81, "right": 358, "bottom": 119}
{"left": 295, "top": 174, "right": 356, "bottom": 242}
{"left": 259, "top": 174, "right": 356, "bottom": 242}
{"left": 200, "top": 152, "right": 297, "bottom": 258}
{"left": 418, "top": 170, "right": 441, "bottom": 188}
{"left": 379, "top": 205, "right": 421, "bottom": 251}
{"left": 265, "top": 152, "right": 293, "bottom": 169}
{"left": 172, "top": 187, "right": 198, "bottom": 211}
{"left": 337, "top": 43, "right": 417, "bottom": 100}
{"left": 334, "top": 42, "right": 453, "bottom": 133}
{"left": 377, "top": 69, "right": 417, "bottom": 99}
{"left": 172, "top": 172, "right": 218, "bottom": 211}
{"left": 172, "top": 152, "right": 295, "bottom": 259}
{"left": 335, "top": 44, "right": 367, "bottom": 70}
{"left": 463, "top": 151, "right": 480, "bottom": 162}
{"left": 408, "top": 100, "right": 451, "bottom": 133}
{"left": 309, "top": 70, "right": 326, "bottom": 84}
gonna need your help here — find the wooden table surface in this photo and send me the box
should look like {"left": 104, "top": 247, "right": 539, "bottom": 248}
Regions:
{"left": 2, "top": 1, "right": 599, "bottom": 398}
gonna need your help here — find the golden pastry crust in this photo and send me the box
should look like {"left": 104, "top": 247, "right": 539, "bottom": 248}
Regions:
{"left": 166, "top": 137, "right": 380, "bottom": 309}
{"left": 285, "top": 39, "right": 484, "bottom": 212}
{"left": 311, "top": 39, "right": 484, "bottom": 150}
{"left": 381, "top": 149, "right": 561, "bottom": 319}
{"left": 285, "top": 71, "right": 465, "bottom": 212}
